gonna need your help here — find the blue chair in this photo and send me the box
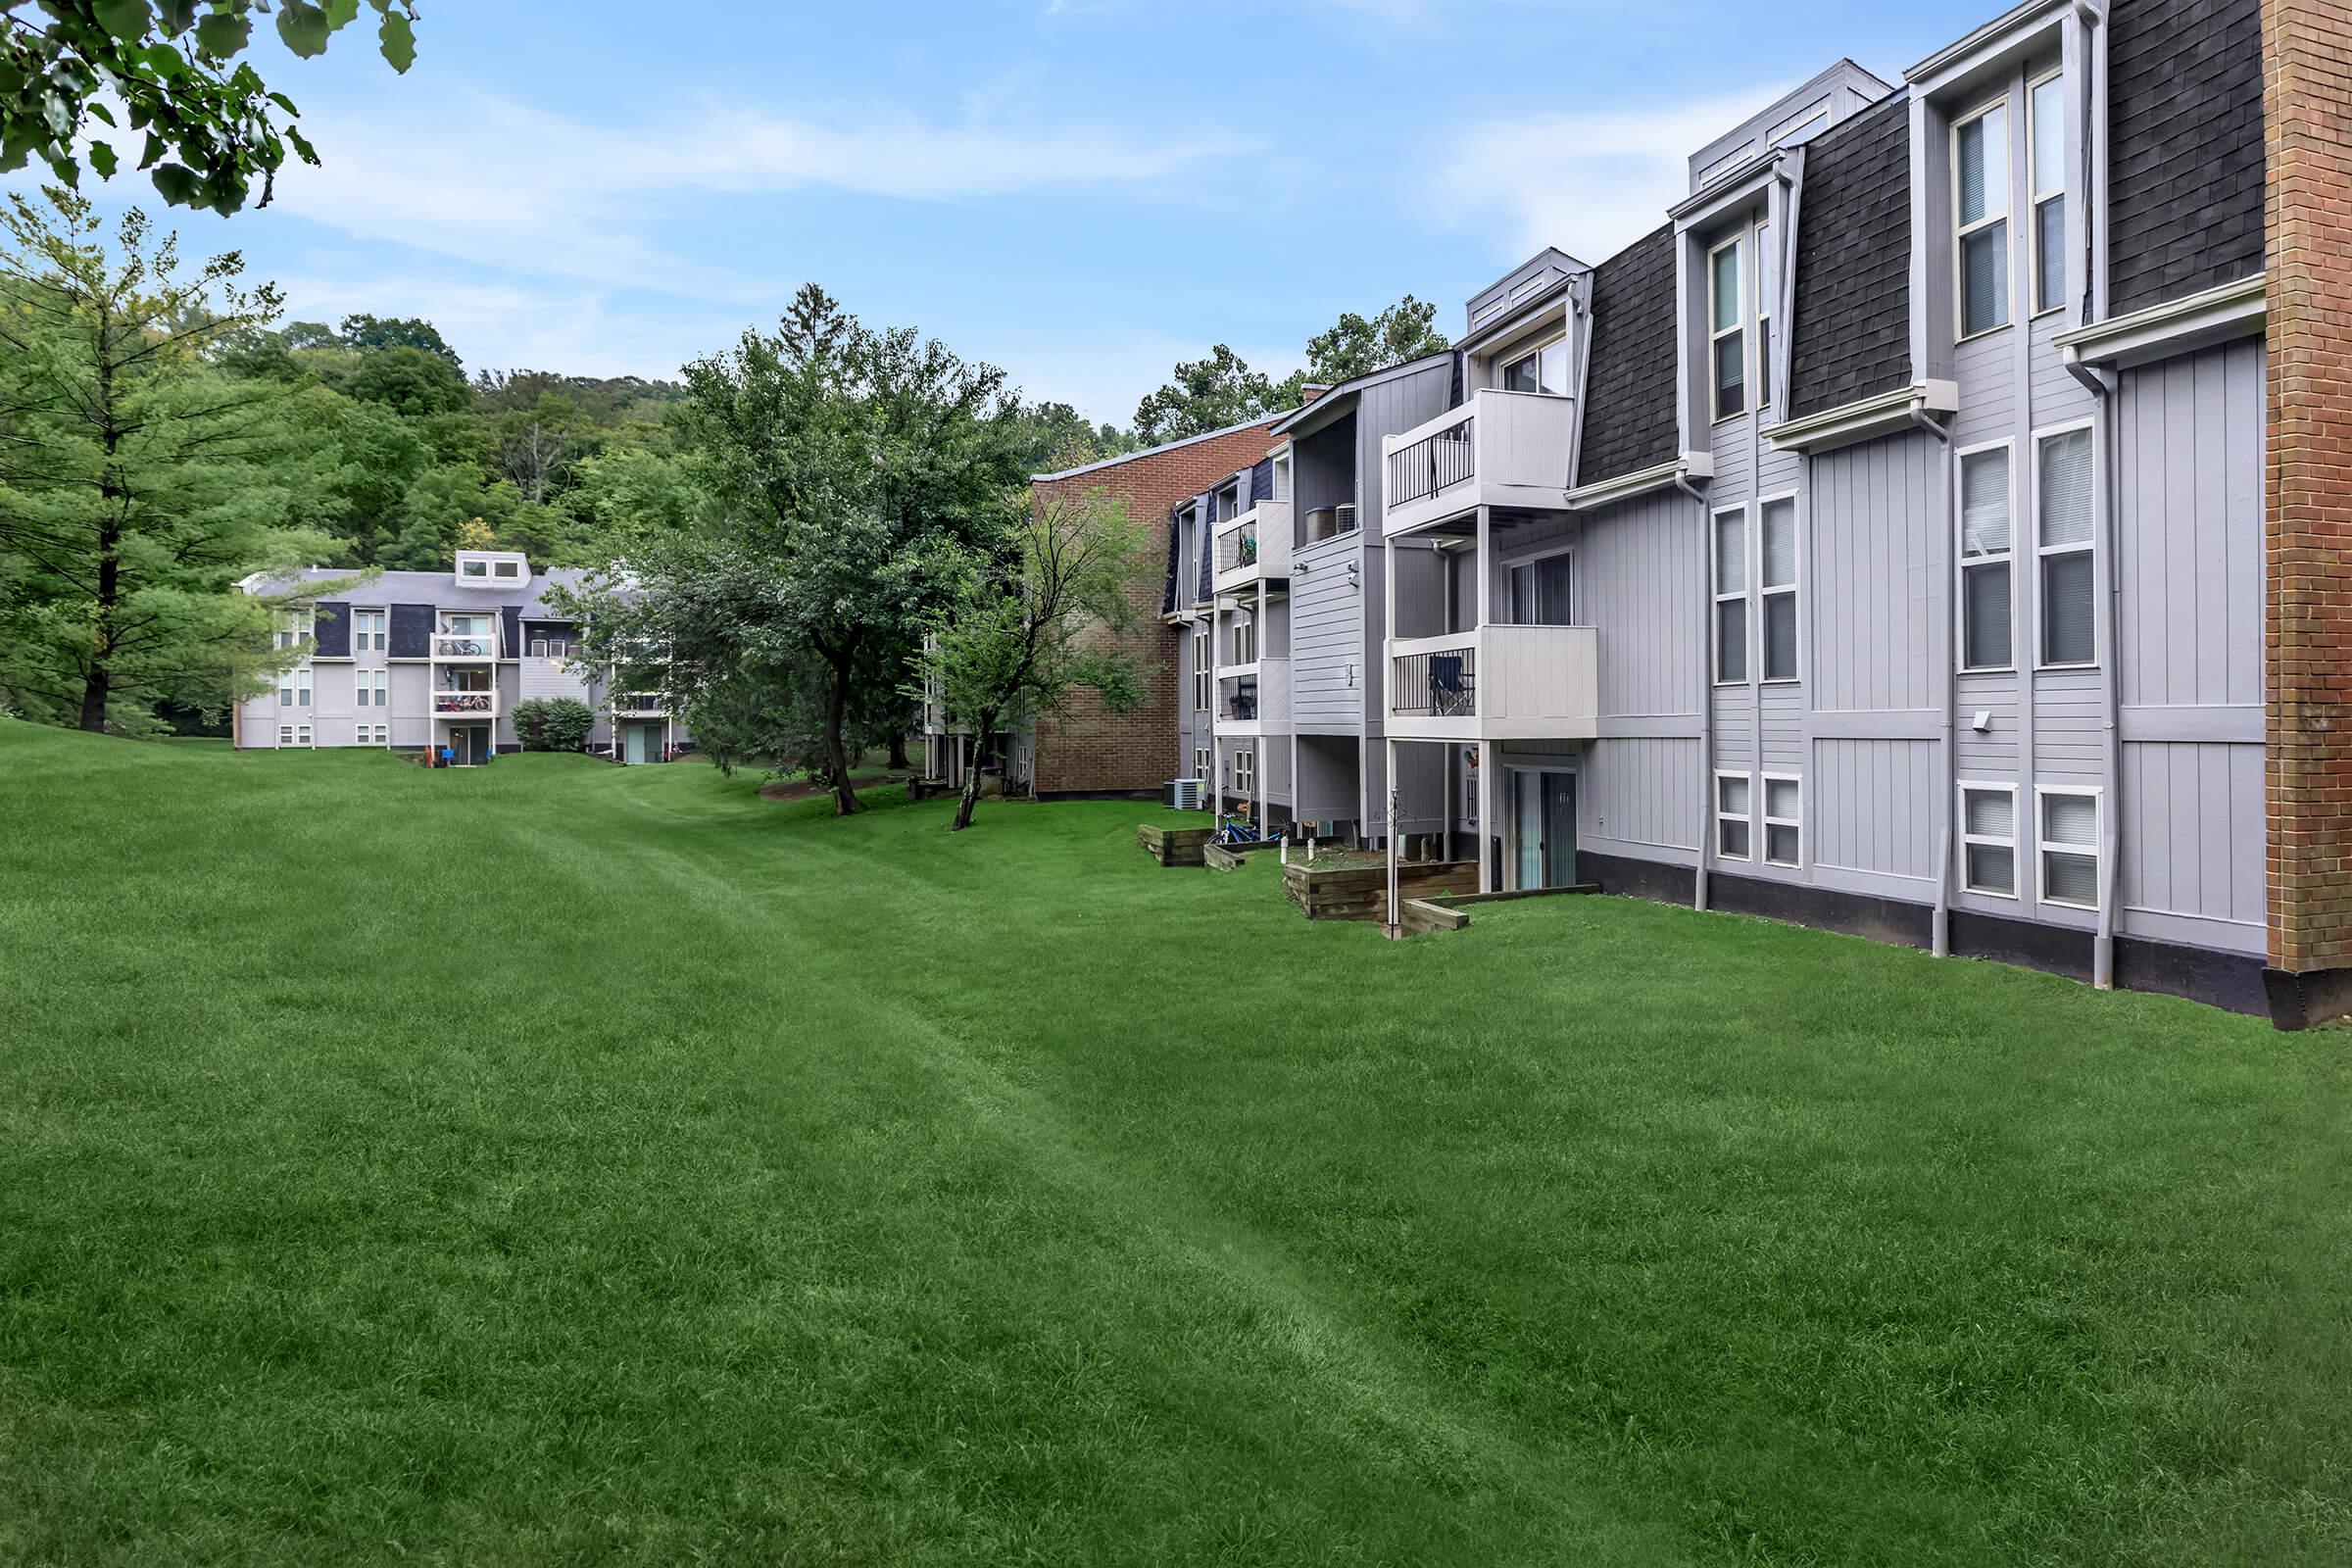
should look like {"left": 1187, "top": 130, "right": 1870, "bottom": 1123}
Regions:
{"left": 1429, "top": 654, "right": 1472, "bottom": 716}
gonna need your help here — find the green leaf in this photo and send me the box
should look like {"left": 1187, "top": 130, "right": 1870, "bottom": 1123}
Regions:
{"left": 284, "top": 124, "right": 316, "bottom": 164}
{"left": 149, "top": 161, "right": 200, "bottom": 206}
{"left": 138, "top": 131, "right": 165, "bottom": 170}
{"left": 194, "top": 10, "right": 252, "bottom": 58}
{"left": 45, "top": 153, "right": 77, "bottom": 188}
{"left": 154, "top": 0, "right": 198, "bottom": 36}
{"left": 87, "top": 101, "right": 116, "bottom": 127}
{"left": 323, "top": 0, "right": 361, "bottom": 27}
{"left": 376, "top": 9, "right": 414, "bottom": 73}
{"left": 275, "top": 0, "right": 332, "bottom": 58}
{"left": 91, "top": 0, "right": 149, "bottom": 38}
{"left": 89, "top": 139, "right": 117, "bottom": 177}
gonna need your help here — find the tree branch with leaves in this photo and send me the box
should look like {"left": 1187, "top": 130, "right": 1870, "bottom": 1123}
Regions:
{"left": 0, "top": 0, "right": 417, "bottom": 215}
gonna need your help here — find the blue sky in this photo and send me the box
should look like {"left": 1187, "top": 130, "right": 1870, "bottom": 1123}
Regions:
{"left": 40, "top": 0, "right": 1995, "bottom": 426}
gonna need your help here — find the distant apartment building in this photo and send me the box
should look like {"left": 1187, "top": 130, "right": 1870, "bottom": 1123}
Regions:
{"left": 1030, "top": 0, "right": 2352, "bottom": 1024}
{"left": 235, "top": 550, "right": 685, "bottom": 764}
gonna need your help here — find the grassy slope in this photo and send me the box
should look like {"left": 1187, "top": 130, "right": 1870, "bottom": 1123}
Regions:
{"left": 1, "top": 717, "right": 2347, "bottom": 1566}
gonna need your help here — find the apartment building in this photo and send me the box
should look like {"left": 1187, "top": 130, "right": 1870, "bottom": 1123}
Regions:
{"left": 1157, "top": 355, "right": 1459, "bottom": 835}
{"left": 1365, "top": 0, "right": 2307, "bottom": 1019}
{"left": 1029, "top": 414, "right": 1298, "bottom": 798}
{"left": 234, "top": 550, "right": 686, "bottom": 764}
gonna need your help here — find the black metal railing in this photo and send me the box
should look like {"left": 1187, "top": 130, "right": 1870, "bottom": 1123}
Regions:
{"left": 1216, "top": 526, "right": 1258, "bottom": 573}
{"left": 1391, "top": 646, "right": 1477, "bottom": 718}
{"left": 1386, "top": 420, "right": 1474, "bottom": 509}
{"left": 1221, "top": 678, "right": 1259, "bottom": 722}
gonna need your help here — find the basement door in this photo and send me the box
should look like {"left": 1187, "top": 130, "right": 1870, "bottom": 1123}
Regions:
{"left": 1512, "top": 769, "right": 1577, "bottom": 890}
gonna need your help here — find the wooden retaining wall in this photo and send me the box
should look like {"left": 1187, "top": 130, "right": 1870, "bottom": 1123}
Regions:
{"left": 1137, "top": 823, "right": 1214, "bottom": 866}
{"left": 1282, "top": 860, "right": 1479, "bottom": 922}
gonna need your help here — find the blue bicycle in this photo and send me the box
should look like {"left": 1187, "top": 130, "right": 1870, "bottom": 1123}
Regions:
{"left": 1212, "top": 814, "right": 1265, "bottom": 847}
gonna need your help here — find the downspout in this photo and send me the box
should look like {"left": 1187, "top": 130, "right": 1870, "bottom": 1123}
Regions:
{"left": 2067, "top": 353, "right": 2123, "bottom": 987}
{"left": 2067, "top": 0, "right": 2120, "bottom": 990}
{"left": 1910, "top": 401, "right": 1957, "bottom": 956}
{"left": 1675, "top": 470, "right": 1713, "bottom": 911}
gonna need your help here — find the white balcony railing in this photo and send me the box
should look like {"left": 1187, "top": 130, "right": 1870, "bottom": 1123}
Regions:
{"left": 1212, "top": 501, "right": 1292, "bottom": 593}
{"left": 1381, "top": 389, "right": 1577, "bottom": 537}
{"left": 1384, "top": 624, "right": 1596, "bottom": 739}
{"left": 432, "top": 690, "right": 499, "bottom": 716}
{"left": 432, "top": 631, "right": 498, "bottom": 660}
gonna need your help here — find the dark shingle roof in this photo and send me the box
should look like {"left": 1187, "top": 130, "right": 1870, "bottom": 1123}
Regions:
{"left": 1575, "top": 223, "right": 1681, "bottom": 488}
{"left": 1787, "top": 90, "right": 1913, "bottom": 421}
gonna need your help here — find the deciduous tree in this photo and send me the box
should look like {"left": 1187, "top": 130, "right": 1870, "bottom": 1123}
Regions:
{"left": 919, "top": 488, "right": 1148, "bottom": 831}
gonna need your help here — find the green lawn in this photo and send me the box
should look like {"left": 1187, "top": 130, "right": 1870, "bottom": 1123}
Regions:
{"left": 3, "top": 718, "right": 2348, "bottom": 1566}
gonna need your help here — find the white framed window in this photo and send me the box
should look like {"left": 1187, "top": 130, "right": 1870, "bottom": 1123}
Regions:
{"left": 1193, "top": 627, "right": 1209, "bottom": 711}
{"left": 1762, "top": 772, "right": 1802, "bottom": 867}
{"left": 548, "top": 639, "right": 567, "bottom": 660}
{"left": 1232, "top": 615, "right": 1256, "bottom": 667}
{"left": 359, "top": 669, "right": 388, "bottom": 708}
{"left": 2030, "top": 69, "right": 2066, "bottom": 317}
{"left": 1193, "top": 746, "right": 1209, "bottom": 782}
{"left": 1954, "top": 96, "right": 2012, "bottom": 339}
{"left": 1498, "top": 334, "right": 1569, "bottom": 396}
{"left": 1960, "top": 782, "right": 2019, "bottom": 897}
{"left": 357, "top": 723, "right": 388, "bottom": 746}
{"left": 530, "top": 637, "right": 547, "bottom": 658}
{"left": 1759, "top": 495, "right": 1798, "bottom": 682}
{"left": 1715, "top": 769, "right": 1752, "bottom": 860}
{"left": 1506, "top": 548, "right": 1574, "bottom": 626}
{"left": 278, "top": 664, "right": 313, "bottom": 709}
{"left": 493, "top": 560, "right": 521, "bottom": 578}
{"left": 1957, "top": 441, "right": 2015, "bottom": 671}
{"left": 277, "top": 724, "right": 292, "bottom": 746}
{"left": 273, "top": 609, "right": 314, "bottom": 652}
{"left": 1754, "top": 219, "right": 1774, "bottom": 409}
{"left": 461, "top": 559, "right": 488, "bottom": 578}
{"left": 1708, "top": 234, "right": 1746, "bottom": 420}
{"left": 1713, "top": 506, "right": 1749, "bottom": 684}
{"left": 353, "top": 609, "right": 386, "bottom": 652}
{"left": 2036, "top": 786, "right": 2101, "bottom": 909}
{"left": 1234, "top": 748, "right": 1254, "bottom": 795}
{"left": 2034, "top": 421, "right": 2096, "bottom": 667}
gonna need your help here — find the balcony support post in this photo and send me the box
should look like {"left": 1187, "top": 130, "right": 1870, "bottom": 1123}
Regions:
{"left": 1477, "top": 741, "right": 1496, "bottom": 896}
{"left": 1474, "top": 506, "right": 1492, "bottom": 633}
{"left": 1385, "top": 738, "right": 1400, "bottom": 939}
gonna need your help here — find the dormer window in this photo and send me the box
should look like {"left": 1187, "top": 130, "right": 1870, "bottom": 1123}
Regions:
{"left": 461, "top": 559, "right": 488, "bottom": 579}
{"left": 1709, "top": 235, "right": 1747, "bottom": 420}
{"left": 1499, "top": 336, "right": 1568, "bottom": 396}
{"left": 493, "top": 560, "right": 520, "bottom": 579}
{"left": 272, "top": 610, "right": 314, "bottom": 652}
{"left": 1955, "top": 98, "right": 2012, "bottom": 338}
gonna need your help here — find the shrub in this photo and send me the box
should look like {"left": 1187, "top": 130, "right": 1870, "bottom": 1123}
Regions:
{"left": 514, "top": 697, "right": 594, "bottom": 753}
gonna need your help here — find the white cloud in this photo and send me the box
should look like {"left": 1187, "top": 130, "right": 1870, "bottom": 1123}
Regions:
{"left": 1437, "top": 84, "right": 1793, "bottom": 264}
{"left": 270, "top": 89, "right": 1254, "bottom": 304}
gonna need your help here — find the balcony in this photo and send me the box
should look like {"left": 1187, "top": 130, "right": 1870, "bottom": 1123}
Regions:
{"left": 431, "top": 631, "right": 498, "bottom": 661}
{"left": 1213, "top": 501, "right": 1292, "bottom": 594}
{"left": 1380, "top": 389, "right": 1578, "bottom": 538}
{"left": 432, "top": 690, "right": 499, "bottom": 716}
{"left": 613, "top": 692, "right": 668, "bottom": 717}
{"left": 1214, "top": 657, "right": 1289, "bottom": 736}
{"left": 1385, "top": 625, "right": 1597, "bottom": 741}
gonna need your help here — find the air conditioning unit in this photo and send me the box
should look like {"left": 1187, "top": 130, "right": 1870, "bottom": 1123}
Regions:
{"left": 1170, "top": 778, "right": 1205, "bottom": 810}
{"left": 1334, "top": 502, "right": 1356, "bottom": 534}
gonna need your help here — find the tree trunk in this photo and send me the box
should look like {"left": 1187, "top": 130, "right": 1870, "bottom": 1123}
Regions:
{"left": 887, "top": 730, "right": 910, "bottom": 770}
{"left": 822, "top": 656, "right": 861, "bottom": 815}
{"left": 951, "top": 718, "right": 996, "bottom": 831}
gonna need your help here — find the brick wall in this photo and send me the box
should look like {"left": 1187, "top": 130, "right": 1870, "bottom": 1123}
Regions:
{"left": 2265, "top": 0, "right": 2352, "bottom": 972}
{"left": 1028, "top": 419, "right": 1287, "bottom": 796}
